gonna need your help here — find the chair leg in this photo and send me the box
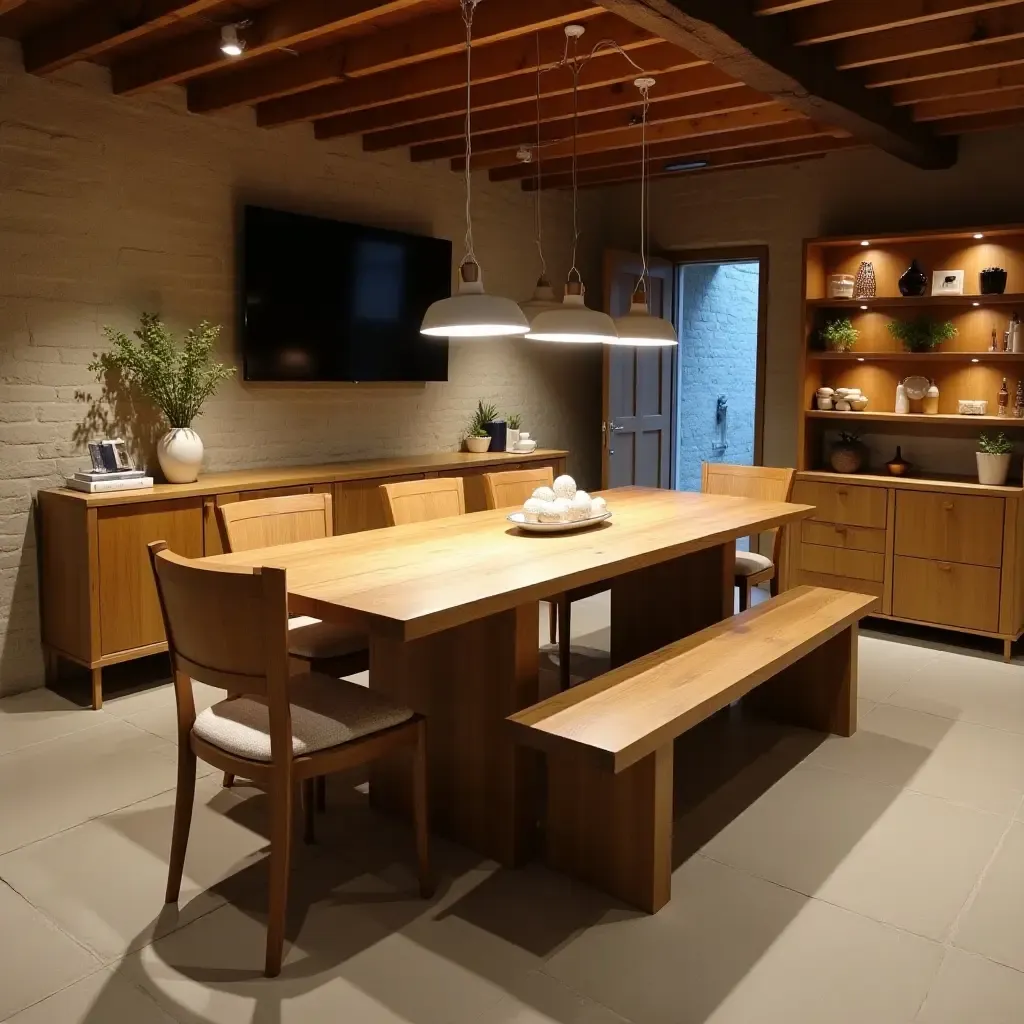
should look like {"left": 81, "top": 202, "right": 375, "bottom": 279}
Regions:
{"left": 412, "top": 719, "right": 433, "bottom": 898}
{"left": 558, "top": 595, "right": 572, "bottom": 691}
{"left": 302, "top": 779, "right": 316, "bottom": 844}
{"left": 265, "top": 778, "right": 294, "bottom": 978}
{"left": 737, "top": 583, "right": 749, "bottom": 613}
{"left": 548, "top": 601, "right": 558, "bottom": 645}
{"left": 165, "top": 743, "right": 197, "bottom": 904}
{"left": 222, "top": 772, "right": 235, "bottom": 789}
{"left": 315, "top": 775, "right": 326, "bottom": 812}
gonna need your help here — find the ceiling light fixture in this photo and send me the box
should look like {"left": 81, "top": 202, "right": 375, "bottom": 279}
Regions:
{"left": 527, "top": 25, "right": 618, "bottom": 344}
{"left": 860, "top": 240, "right": 870, "bottom": 247}
{"left": 609, "top": 77, "right": 677, "bottom": 347}
{"left": 421, "top": 0, "right": 529, "bottom": 339}
{"left": 220, "top": 24, "right": 246, "bottom": 56}
{"left": 974, "top": 233, "right": 985, "bottom": 239}
{"left": 665, "top": 159, "right": 708, "bottom": 173}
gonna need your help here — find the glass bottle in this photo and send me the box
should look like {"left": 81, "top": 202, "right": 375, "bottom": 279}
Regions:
{"left": 999, "top": 377, "right": 1010, "bottom": 417}
{"left": 1015, "top": 381, "right": 1024, "bottom": 419}
{"left": 923, "top": 380, "right": 939, "bottom": 415}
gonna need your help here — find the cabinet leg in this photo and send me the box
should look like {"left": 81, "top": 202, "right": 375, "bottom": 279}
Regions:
{"left": 90, "top": 667, "right": 103, "bottom": 710}
{"left": 1004, "top": 639, "right": 1014, "bottom": 662}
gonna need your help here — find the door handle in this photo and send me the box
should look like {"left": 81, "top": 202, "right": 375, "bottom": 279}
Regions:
{"left": 938, "top": 563, "right": 952, "bottom": 572}
{"left": 942, "top": 502, "right": 954, "bottom": 511}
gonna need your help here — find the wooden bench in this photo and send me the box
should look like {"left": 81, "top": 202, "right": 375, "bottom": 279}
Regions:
{"left": 507, "top": 586, "right": 878, "bottom": 913}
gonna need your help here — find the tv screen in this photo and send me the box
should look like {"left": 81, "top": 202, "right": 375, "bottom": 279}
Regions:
{"left": 241, "top": 205, "right": 452, "bottom": 382}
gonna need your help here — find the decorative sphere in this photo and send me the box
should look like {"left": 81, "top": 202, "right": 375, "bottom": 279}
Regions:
{"left": 538, "top": 500, "right": 563, "bottom": 523}
{"left": 551, "top": 497, "right": 572, "bottom": 522}
{"left": 569, "top": 491, "right": 592, "bottom": 521}
{"left": 522, "top": 497, "right": 544, "bottom": 523}
{"left": 553, "top": 475, "right": 577, "bottom": 500}
{"left": 591, "top": 496, "right": 608, "bottom": 516}
{"left": 532, "top": 486, "right": 555, "bottom": 503}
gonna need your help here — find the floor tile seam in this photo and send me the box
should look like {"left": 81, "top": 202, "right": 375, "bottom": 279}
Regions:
{"left": 872, "top": 697, "right": 1024, "bottom": 738}
{"left": 534, "top": 967, "right": 636, "bottom": 1023}
{"left": 0, "top": 963, "right": 110, "bottom": 1024}
{"left": 0, "top": 717, "right": 112, "bottom": 762}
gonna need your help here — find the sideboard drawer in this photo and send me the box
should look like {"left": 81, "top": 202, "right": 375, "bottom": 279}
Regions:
{"left": 801, "top": 520, "right": 886, "bottom": 553}
{"left": 892, "top": 555, "right": 1001, "bottom": 633}
{"left": 799, "top": 542, "right": 885, "bottom": 583}
{"left": 895, "top": 491, "right": 1004, "bottom": 567}
{"left": 792, "top": 481, "right": 888, "bottom": 530}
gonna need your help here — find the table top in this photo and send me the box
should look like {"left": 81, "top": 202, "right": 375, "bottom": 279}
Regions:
{"left": 205, "top": 487, "right": 814, "bottom": 640}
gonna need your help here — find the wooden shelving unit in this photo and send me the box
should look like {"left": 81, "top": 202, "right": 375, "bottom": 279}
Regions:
{"left": 807, "top": 410, "right": 1024, "bottom": 427}
{"left": 807, "top": 293, "right": 1024, "bottom": 309}
{"left": 809, "top": 351, "right": 1024, "bottom": 363}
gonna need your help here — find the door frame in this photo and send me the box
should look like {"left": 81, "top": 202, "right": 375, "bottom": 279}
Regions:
{"left": 671, "top": 245, "right": 769, "bottom": 470}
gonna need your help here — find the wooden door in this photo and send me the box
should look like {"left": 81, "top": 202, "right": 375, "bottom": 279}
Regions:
{"left": 602, "top": 251, "right": 676, "bottom": 489}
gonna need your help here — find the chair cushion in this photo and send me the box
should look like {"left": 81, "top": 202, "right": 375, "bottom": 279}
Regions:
{"left": 735, "top": 550, "right": 774, "bottom": 577}
{"left": 287, "top": 616, "right": 368, "bottom": 661}
{"left": 192, "top": 673, "right": 413, "bottom": 762}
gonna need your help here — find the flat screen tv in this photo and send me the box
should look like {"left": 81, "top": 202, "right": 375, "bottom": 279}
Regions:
{"left": 241, "top": 205, "right": 452, "bottom": 382}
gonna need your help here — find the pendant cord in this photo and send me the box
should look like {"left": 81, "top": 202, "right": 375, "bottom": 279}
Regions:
{"left": 460, "top": 0, "right": 478, "bottom": 270}
{"left": 638, "top": 81, "right": 651, "bottom": 293}
{"left": 568, "top": 34, "right": 581, "bottom": 285}
{"left": 534, "top": 32, "right": 546, "bottom": 278}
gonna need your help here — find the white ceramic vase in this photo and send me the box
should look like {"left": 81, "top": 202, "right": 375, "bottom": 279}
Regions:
{"left": 506, "top": 428, "right": 520, "bottom": 452}
{"left": 158, "top": 427, "right": 204, "bottom": 483}
{"left": 977, "top": 452, "right": 1011, "bottom": 486}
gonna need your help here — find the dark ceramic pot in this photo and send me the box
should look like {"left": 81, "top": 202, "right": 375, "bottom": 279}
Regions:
{"left": 898, "top": 260, "right": 928, "bottom": 297}
{"left": 483, "top": 420, "right": 506, "bottom": 453}
{"left": 981, "top": 267, "right": 1008, "bottom": 295}
{"left": 829, "top": 440, "right": 867, "bottom": 474}
{"left": 886, "top": 446, "right": 910, "bottom": 476}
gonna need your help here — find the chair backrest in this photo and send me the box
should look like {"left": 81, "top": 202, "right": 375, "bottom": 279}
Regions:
{"left": 218, "top": 492, "right": 333, "bottom": 553}
{"left": 481, "top": 466, "right": 554, "bottom": 510}
{"left": 701, "top": 463, "right": 796, "bottom": 565}
{"left": 380, "top": 477, "right": 466, "bottom": 526}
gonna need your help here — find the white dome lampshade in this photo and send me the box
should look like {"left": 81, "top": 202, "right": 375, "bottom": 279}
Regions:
{"left": 526, "top": 280, "right": 619, "bottom": 344}
{"left": 421, "top": 260, "right": 530, "bottom": 338}
{"left": 520, "top": 275, "right": 563, "bottom": 322}
{"left": 610, "top": 283, "right": 678, "bottom": 347}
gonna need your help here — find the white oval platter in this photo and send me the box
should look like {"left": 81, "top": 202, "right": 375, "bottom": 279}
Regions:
{"left": 507, "top": 511, "right": 612, "bottom": 534}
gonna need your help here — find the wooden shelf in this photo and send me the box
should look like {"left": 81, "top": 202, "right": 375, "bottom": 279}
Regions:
{"left": 806, "top": 293, "right": 1024, "bottom": 308}
{"left": 806, "top": 410, "right": 1024, "bottom": 427}
{"left": 809, "top": 351, "right": 1024, "bottom": 362}
{"left": 796, "top": 469, "right": 1024, "bottom": 497}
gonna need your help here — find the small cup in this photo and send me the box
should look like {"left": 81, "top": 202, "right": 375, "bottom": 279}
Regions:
{"left": 817, "top": 396, "right": 834, "bottom": 411}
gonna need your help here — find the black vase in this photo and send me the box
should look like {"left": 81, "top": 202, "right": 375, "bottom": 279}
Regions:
{"left": 981, "top": 267, "right": 1008, "bottom": 295}
{"left": 899, "top": 260, "right": 928, "bottom": 297}
{"left": 483, "top": 420, "right": 506, "bottom": 453}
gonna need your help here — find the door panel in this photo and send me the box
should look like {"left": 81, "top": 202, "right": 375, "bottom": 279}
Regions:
{"left": 603, "top": 251, "right": 676, "bottom": 489}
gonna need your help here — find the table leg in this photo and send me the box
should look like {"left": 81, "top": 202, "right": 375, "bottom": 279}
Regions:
{"left": 368, "top": 603, "right": 541, "bottom": 867}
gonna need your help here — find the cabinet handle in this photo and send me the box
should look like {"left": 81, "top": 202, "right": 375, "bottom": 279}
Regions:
{"left": 836, "top": 488, "right": 848, "bottom": 496}
{"left": 942, "top": 502, "right": 954, "bottom": 511}
{"left": 834, "top": 524, "right": 848, "bottom": 533}
{"left": 938, "top": 563, "right": 952, "bottom": 572}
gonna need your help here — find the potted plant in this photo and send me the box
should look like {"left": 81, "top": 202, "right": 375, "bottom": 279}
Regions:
{"left": 887, "top": 317, "right": 958, "bottom": 353}
{"left": 977, "top": 432, "right": 1013, "bottom": 486}
{"left": 464, "top": 400, "right": 498, "bottom": 453}
{"left": 820, "top": 317, "right": 859, "bottom": 353}
{"left": 89, "top": 313, "right": 234, "bottom": 483}
{"left": 829, "top": 431, "right": 868, "bottom": 474}
{"left": 506, "top": 412, "right": 523, "bottom": 452}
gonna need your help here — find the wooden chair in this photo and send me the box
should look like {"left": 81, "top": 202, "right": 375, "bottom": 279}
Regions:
{"left": 147, "top": 541, "right": 431, "bottom": 978}
{"left": 380, "top": 477, "right": 465, "bottom": 526}
{"left": 701, "top": 463, "right": 796, "bottom": 612}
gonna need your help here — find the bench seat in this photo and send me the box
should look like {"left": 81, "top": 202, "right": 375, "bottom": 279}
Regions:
{"left": 508, "top": 586, "right": 879, "bottom": 912}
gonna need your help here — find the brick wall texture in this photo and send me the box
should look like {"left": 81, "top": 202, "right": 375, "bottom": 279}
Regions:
{"left": 0, "top": 41, "right": 604, "bottom": 695}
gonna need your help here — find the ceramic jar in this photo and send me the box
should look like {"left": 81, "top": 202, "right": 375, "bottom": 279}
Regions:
{"left": 157, "top": 428, "right": 204, "bottom": 484}
{"left": 980, "top": 267, "right": 1008, "bottom": 295}
{"left": 827, "top": 274, "right": 855, "bottom": 299}
{"left": 853, "top": 261, "right": 876, "bottom": 299}
{"left": 899, "top": 260, "right": 928, "bottom": 297}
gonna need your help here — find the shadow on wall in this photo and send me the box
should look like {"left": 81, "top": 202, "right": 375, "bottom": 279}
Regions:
{"left": 0, "top": 513, "right": 43, "bottom": 696}
{"left": 74, "top": 372, "right": 164, "bottom": 476}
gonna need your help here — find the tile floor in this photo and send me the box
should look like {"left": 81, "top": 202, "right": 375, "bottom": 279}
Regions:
{"left": 2, "top": 596, "right": 1024, "bottom": 1022}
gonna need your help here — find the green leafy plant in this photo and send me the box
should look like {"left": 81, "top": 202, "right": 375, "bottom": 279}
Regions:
{"left": 979, "top": 432, "right": 1013, "bottom": 455}
{"left": 886, "top": 317, "right": 958, "bottom": 353}
{"left": 837, "top": 431, "right": 862, "bottom": 446}
{"left": 820, "top": 317, "right": 859, "bottom": 353}
{"left": 506, "top": 412, "right": 523, "bottom": 430}
{"left": 466, "top": 399, "right": 498, "bottom": 439}
{"left": 89, "top": 313, "right": 234, "bottom": 428}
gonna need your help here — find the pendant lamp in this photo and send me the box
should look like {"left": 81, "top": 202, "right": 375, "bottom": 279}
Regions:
{"left": 421, "top": 0, "right": 528, "bottom": 339}
{"left": 609, "top": 78, "right": 678, "bottom": 348}
{"left": 527, "top": 24, "right": 618, "bottom": 344}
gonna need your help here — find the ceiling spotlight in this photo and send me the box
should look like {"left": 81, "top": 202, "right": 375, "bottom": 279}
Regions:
{"left": 974, "top": 233, "right": 984, "bottom": 239}
{"left": 860, "top": 240, "right": 870, "bottom": 247}
{"left": 857, "top": 357, "right": 865, "bottom": 362}
{"left": 860, "top": 304, "right": 868, "bottom": 310}
{"left": 220, "top": 24, "right": 246, "bottom": 57}
{"left": 973, "top": 302, "right": 981, "bottom": 307}
{"left": 972, "top": 358, "right": 980, "bottom": 363}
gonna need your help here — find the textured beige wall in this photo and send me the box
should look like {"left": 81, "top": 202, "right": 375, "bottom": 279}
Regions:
{"left": 0, "top": 40, "right": 605, "bottom": 694}
{"left": 601, "top": 129, "right": 1024, "bottom": 470}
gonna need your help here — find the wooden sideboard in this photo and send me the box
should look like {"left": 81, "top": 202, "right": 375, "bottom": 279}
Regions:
{"left": 788, "top": 471, "right": 1024, "bottom": 658}
{"left": 38, "top": 449, "right": 567, "bottom": 708}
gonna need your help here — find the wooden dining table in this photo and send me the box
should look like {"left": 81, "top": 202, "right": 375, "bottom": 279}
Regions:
{"left": 205, "top": 486, "right": 814, "bottom": 867}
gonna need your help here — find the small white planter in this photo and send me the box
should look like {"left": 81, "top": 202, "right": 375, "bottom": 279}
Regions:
{"left": 158, "top": 427, "right": 204, "bottom": 483}
{"left": 506, "top": 428, "right": 521, "bottom": 452}
{"left": 465, "top": 436, "right": 491, "bottom": 453}
{"left": 977, "top": 451, "right": 1012, "bottom": 486}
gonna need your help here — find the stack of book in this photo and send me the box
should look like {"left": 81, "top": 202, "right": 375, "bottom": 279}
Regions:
{"left": 65, "top": 469, "right": 154, "bottom": 494}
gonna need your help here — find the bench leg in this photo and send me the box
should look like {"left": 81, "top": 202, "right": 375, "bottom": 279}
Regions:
{"left": 747, "top": 624, "right": 858, "bottom": 737}
{"left": 545, "top": 744, "right": 673, "bottom": 914}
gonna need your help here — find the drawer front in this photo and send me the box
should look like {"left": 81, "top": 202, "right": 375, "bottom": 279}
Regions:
{"left": 793, "top": 481, "right": 888, "bottom": 529}
{"left": 799, "top": 542, "right": 885, "bottom": 583}
{"left": 801, "top": 520, "right": 886, "bottom": 554}
{"left": 895, "top": 491, "right": 1004, "bottom": 567}
{"left": 791, "top": 565, "right": 883, "bottom": 601}
{"left": 892, "top": 555, "right": 1001, "bottom": 633}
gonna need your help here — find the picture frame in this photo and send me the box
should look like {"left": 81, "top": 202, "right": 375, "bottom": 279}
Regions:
{"left": 932, "top": 269, "right": 964, "bottom": 296}
{"left": 101, "top": 438, "right": 134, "bottom": 472}
{"left": 88, "top": 442, "right": 106, "bottom": 471}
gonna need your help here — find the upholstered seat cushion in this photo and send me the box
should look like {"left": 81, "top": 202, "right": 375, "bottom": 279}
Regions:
{"left": 192, "top": 673, "right": 413, "bottom": 762}
{"left": 735, "top": 550, "right": 774, "bottom": 577}
{"left": 287, "top": 616, "right": 367, "bottom": 661}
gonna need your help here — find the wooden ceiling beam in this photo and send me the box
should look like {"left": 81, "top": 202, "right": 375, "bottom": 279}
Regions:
{"left": 457, "top": 103, "right": 805, "bottom": 171}
{"left": 22, "top": 0, "right": 224, "bottom": 74}
{"left": 364, "top": 64, "right": 736, "bottom": 152}
{"left": 891, "top": 61, "right": 1024, "bottom": 104}
{"left": 863, "top": 38, "right": 1024, "bottom": 86}
{"left": 313, "top": 38, "right": 682, "bottom": 139}
{"left": 257, "top": 13, "right": 653, "bottom": 127}
{"left": 0, "top": 0, "right": 32, "bottom": 12}
{"left": 754, "top": 0, "right": 833, "bottom": 14}
{"left": 111, "top": 0, "right": 425, "bottom": 95}
{"left": 488, "top": 119, "right": 829, "bottom": 179}
{"left": 792, "top": 1, "right": 1021, "bottom": 46}
{"left": 836, "top": 6, "right": 1024, "bottom": 69}
{"left": 187, "top": 0, "right": 602, "bottom": 112}
{"left": 594, "top": 0, "right": 956, "bottom": 169}
{"left": 914, "top": 83, "right": 1024, "bottom": 118}
{"left": 931, "top": 106, "right": 1024, "bottom": 131}
{"left": 423, "top": 84, "right": 769, "bottom": 163}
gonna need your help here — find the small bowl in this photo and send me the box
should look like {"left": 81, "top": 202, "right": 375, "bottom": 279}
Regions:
{"left": 850, "top": 396, "right": 869, "bottom": 411}
{"left": 816, "top": 387, "right": 835, "bottom": 397}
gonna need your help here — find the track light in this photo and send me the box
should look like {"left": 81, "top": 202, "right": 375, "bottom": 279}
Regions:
{"left": 220, "top": 24, "right": 245, "bottom": 57}
{"left": 664, "top": 159, "right": 708, "bottom": 172}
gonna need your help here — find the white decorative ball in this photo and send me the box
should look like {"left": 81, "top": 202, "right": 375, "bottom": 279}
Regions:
{"left": 590, "top": 496, "right": 608, "bottom": 516}
{"left": 569, "top": 491, "right": 592, "bottom": 521}
{"left": 522, "top": 497, "right": 544, "bottom": 523}
{"left": 551, "top": 497, "right": 572, "bottom": 522}
{"left": 553, "top": 474, "right": 577, "bottom": 500}
{"left": 538, "top": 500, "right": 563, "bottom": 523}
{"left": 532, "top": 486, "right": 555, "bottom": 503}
